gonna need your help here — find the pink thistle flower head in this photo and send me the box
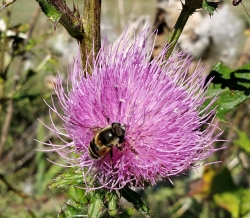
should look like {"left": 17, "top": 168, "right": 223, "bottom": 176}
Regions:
{"left": 47, "top": 29, "right": 223, "bottom": 190}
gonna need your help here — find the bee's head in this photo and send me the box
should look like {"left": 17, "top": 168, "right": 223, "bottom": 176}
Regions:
{"left": 111, "top": 122, "right": 126, "bottom": 140}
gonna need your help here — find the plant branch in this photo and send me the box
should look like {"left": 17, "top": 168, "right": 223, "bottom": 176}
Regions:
{"left": 166, "top": 0, "right": 203, "bottom": 58}
{"left": 36, "top": 0, "right": 102, "bottom": 76}
{"left": 81, "top": 0, "right": 101, "bottom": 76}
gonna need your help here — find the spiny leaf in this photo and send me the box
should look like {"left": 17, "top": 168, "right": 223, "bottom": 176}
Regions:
{"left": 59, "top": 201, "right": 88, "bottom": 218}
{"left": 203, "top": 62, "right": 250, "bottom": 122}
{"left": 36, "top": 0, "right": 62, "bottom": 29}
{"left": 36, "top": 0, "right": 84, "bottom": 40}
{"left": 119, "top": 186, "right": 151, "bottom": 218}
{"left": 49, "top": 170, "right": 84, "bottom": 189}
{"left": 106, "top": 191, "right": 119, "bottom": 217}
{"left": 67, "top": 185, "right": 86, "bottom": 203}
{"left": 88, "top": 191, "right": 106, "bottom": 218}
{"left": 202, "top": 0, "right": 221, "bottom": 15}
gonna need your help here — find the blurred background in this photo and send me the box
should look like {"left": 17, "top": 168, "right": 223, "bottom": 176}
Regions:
{"left": 0, "top": 0, "right": 250, "bottom": 217}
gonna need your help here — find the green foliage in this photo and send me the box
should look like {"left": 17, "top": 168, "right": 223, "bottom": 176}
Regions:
{"left": 106, "top": 190, "right": 119, "bottom": 216}
{"left": 202, "top": 0, "right": 221, "bottom": 15}
{"left": 36, "top": 0, "right": 62, "bottom": 27}
{"left": 234, "top": 131, "right": 250, "bottom": 155}
{"left": 204, "top": 62, "right": 250, "bottom": 122}
{"left": 88, "top": 191, "right": 106, "bottom": 217}
{"left": 139, "top": 166, "right": 249, "bottom": 218}
{"left": 210, "top": 167, "right": 237, "bottom": 194}
{"left": 58, "top": 202, "right": 88, "bottom": 218}
{"left": 1, "top": 1, "right": 250, "bottom": 218}
{"left": 49, "top": 170, "right": 85, "bottom": 189}
{"left": 0, "top": 5, "right": 64, "bottom": 217}
{"left": 214, "top": 189, "right": 250, "bottom": 218}
{"left": 50, "top": 170, "right": 152, "bottom": 217}
{"left": 119, "top": 186, "right": 151, "bottom": 218}
{"left": 58, "top": 186, "right": 118, "bottom": 217}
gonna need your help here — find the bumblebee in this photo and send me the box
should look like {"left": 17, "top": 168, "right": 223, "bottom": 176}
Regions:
{"left": 89, "top": 122, "right": 126, "bottom": 159}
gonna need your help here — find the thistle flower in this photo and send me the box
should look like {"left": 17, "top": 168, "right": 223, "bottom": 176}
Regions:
{"left": 46, "top": 29, "right": 223, "bottom": 190}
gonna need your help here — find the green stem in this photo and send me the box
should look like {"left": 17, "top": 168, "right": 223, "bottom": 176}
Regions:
{"left": 81, "top": 0, "right": 101, "bottom": 76}
{"left": 36, "top": 0, "right": 102, "bottom": 76}
{"left": 166, "top": 0, "right": 201, "bottom": 59}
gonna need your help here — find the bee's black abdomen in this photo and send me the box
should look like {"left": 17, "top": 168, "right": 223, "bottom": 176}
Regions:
{"left": 89, "top": 139, "right": 101, "bottom": 159}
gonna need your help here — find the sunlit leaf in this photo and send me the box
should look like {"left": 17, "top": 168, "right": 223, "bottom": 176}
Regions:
{"left": 214, "top": 190, "right": 240, "bottom": 217}
{"left": 203, "top": 62, "right": 250, "bottom": 122}
{"left": 214, "top": 189, "right": 250, "bottom": 218}
{"left": 58, "top": 202, "right": 88, "bottom": 218}
{"left": 106, "top": 191, "right": 119, "bottom": 217}
{"left": 67, "top": 185, "right": 86, "bottom": 203}
{"left": 49, "top": 169, "right": 84, "bottom": 189}
{"left": 241, "top": 189, "right": 250, "bottom": 217}
{"left": 88, "top": 191, "right": 106, "bottom": 218}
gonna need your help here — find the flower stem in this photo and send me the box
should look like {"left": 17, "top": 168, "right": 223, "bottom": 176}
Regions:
{"left": 81, "top": 0, "right": 101, "bottom": 76}
{"left": 166, "top": 0, "right": 202, "bottom": 58}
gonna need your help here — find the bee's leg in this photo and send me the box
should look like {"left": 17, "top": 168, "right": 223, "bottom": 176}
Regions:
{"left": 109, "top": 149, "right": 114, "bottom": 171}
{"left": 110, "top": 148, "right": 113, "bottom": 158}
{"left": 116, "top": 142, "right": 124, "bottom": 151}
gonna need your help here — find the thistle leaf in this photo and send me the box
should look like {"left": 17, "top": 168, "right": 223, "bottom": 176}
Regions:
{"left": 36, "top": 0, "right": 84, "bottom": 39}
{"left": 204, "top": 62, "right": 250, "bottom": 122}
{"left": 35, "top": 0, "right": 62, "bottom": 28}
{"left": 88, "top": 191, "right": 106, "bottom": 218}
{"left": 58, "top": 202, "right": 88, "bottom": 218}
{"left": 202, "top": 0, "right": 221, "bottom": 15}
{"left": 119, "top": 186, "right": 151, "bottom": 218}
{"left": 49, "top": 170, "right": 84, "bottom": 189}
{"left": 106, "top": 191, "right": 119, "bottom": 217}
